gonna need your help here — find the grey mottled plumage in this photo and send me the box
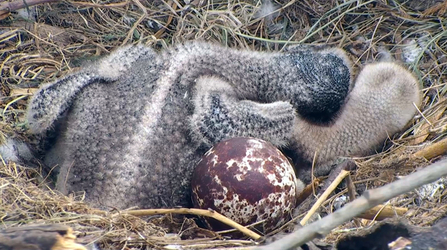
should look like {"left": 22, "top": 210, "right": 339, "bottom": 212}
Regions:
{"left": 9, "top": 42, "right": 420, "bottom": 209}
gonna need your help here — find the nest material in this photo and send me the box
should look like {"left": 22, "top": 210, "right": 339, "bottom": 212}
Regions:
{"left": 0, "top": 0, "right": 446, "bottom": 249}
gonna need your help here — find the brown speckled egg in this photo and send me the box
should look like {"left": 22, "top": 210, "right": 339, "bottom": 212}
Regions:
{"left": 191, "top": 137, "right": 298, "bottom": 233}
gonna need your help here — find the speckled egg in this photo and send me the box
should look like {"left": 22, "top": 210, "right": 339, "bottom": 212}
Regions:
{"left": 191, "top": 137, "right": 299, "bottom": 233}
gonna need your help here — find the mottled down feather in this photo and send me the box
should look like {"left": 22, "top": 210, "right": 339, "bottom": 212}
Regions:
{"left": 7, "top": 42, "right": 420, "bottom": 209}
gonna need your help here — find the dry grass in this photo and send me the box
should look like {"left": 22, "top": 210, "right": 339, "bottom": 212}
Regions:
{"left": 0, "top": 0, "right": 446, "bottom": 248}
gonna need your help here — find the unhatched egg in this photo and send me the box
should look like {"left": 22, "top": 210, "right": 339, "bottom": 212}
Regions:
{"left": 191, "top": 137, "right": 302, "bottom": 233}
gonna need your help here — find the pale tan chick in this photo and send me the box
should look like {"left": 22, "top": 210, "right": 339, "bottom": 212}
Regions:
{"left": 291, "top": 62, "right": 421, "bottom": 179}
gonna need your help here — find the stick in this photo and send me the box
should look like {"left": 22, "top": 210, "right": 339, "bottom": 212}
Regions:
{"left": 69, "top": 1, "right": 129, "bottom": 8}
{"left": 345, "top": 172, "right": 356, "bottom": 201}
{"left": 358, "top": 204, "right": 407, "bottom": 221}
{"left": 345, "top": 172, "right": 362, "bottom": 227}
{"left": 122, "top": 208, "right": 262, "bottom": 240}
{"left": 300, "top": 170, "right": 350, "bottom": 226}
{"left": 295, "top": 178, "right": 321, "bottom": 206}
{"left": 257, "top": 159, "right": 447, "bottom": 250}
{"left": 0, "top": 0, "right": 60, "bottom": 20}
{"left": 414, "top": 137, "right": 447, "bottom": 160}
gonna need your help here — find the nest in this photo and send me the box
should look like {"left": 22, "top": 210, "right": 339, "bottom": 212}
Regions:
{"left": 0, "top": 0, "right": 446, "bottom": 249}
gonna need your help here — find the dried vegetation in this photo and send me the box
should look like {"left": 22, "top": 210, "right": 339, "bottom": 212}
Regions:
{"left": 0, "top": 0, "right": 446, "bottom": 249}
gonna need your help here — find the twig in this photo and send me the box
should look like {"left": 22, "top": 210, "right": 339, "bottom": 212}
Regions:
{"left": 300, "top": 170, "right": 350, "bottom": 226}
{"left": 0, "top": 0, "right": 60, "bottom": 20}
{"left": 414, "top": 137, "right": 447, "bottom": 160}
{"left": 258, "top": 159, "right": 447, "bottom": 250}
{"left": 69, "top": 1, "right": 129, "bottom": 8}
{"left": 122, "top": 208, "right": 262, "bottom": 240}
{"left": 345, "top": 172, "right": 356, "bottom": 202}
{"left": 154, "top": 0, "right": 177, "bottom": 39}
{"left": 358, "top": 204, "right": 407, "bottom": 221}
{"left": 295, "top": 178, "right": 321, "bottom": 206}
{"left": 345, "top": 172, "right": 361, "bottom": 227}
{"left": 121, "top": 0, "right": 148, "bottom": 45}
